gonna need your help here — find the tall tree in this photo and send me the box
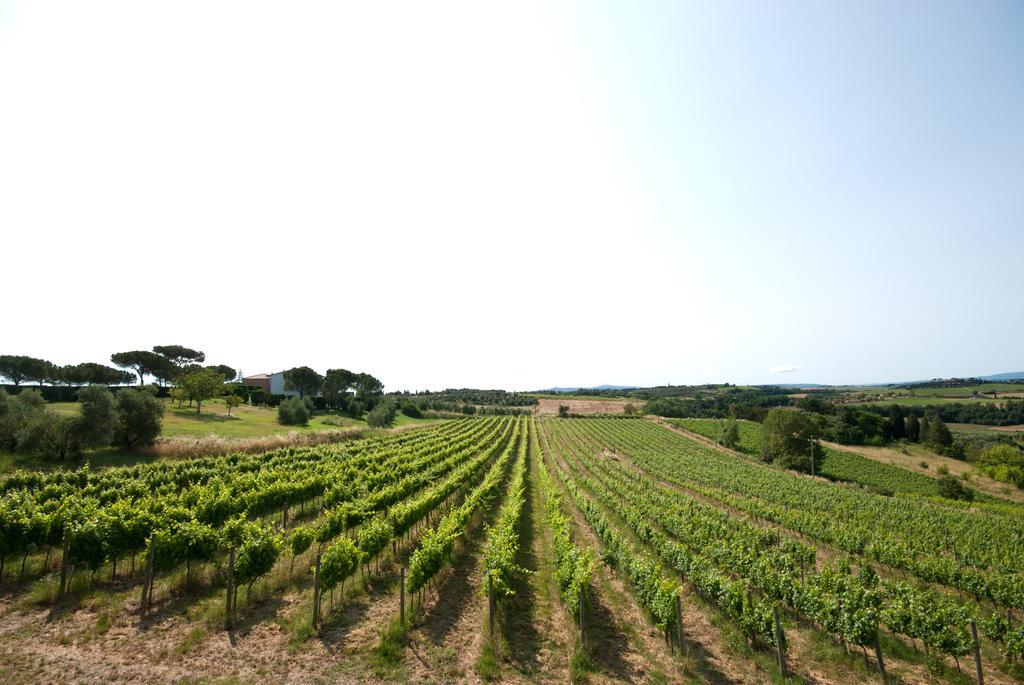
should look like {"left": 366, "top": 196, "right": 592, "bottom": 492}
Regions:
{"left": 110, "top": 350, "right": 168, "bottom": 387}
{"left": 153, "top": 345, "right": 205, "bottom": 384}
{"left": 206, "top": 364, "right": 237, "bottom": 382}
{"left": 887, "top": 404, "right": 905, "bottom": 440}
{"left": 323, "top": 368, "right": 357, "bottom": 407}
{"left": 353, "top": 372, "right": 384, "bottom": 401}
{"left": 283, "top": 366, "right": 323, "bottom": 399}
{"left": 0, "top": 355, "right": 51, "bottom": 387}
{"left": 57, "top": 362, "right": 133, "bottom": 386}
{"left": 761, "top": 408, "right": 823, "bottom": 473}
{"left": 925, "top": 416, "right": 954, "bottom": 449}
{"left": 178, "top": 368, "right": 225, "bottom": 414}
{"left": 153, "top": 345, "right": 206, "bottom": 367}
{"left": 905, "top": 414, "right": 921, "bottom": 442}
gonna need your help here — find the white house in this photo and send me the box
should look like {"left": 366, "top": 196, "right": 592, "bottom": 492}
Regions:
{"left": 268, "top": 371, "right": 294, "bottom": 396}
{"left": 243, "top": 371, "right": 318, "bottom": 397}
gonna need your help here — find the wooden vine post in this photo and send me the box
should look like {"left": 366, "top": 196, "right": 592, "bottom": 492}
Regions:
{"left": 578, "top": 585, "right": 585, "bottom": 642}
{"left": 140, "top": 535, "right": 156, "bottom": 616}
{"left": 873, "top": 630, "right": 887, "bottom": 683}
{"left": 400, "top": 566, "right": 406, "bottom": 624}
{"left": 57, "top": 533, "right": 70, "bottom": 600}
{"left": 225, "top": 546, "right": 236, "bottom": 630}
{"left": 772, "top": 605, "right": 786, "bottom": 678}
{"left": 676, "top": 593, "right": 685, "bottom": 655}
{"left": 487, "top": 573, "right": 495, "bottom": 636}
{"left": 312, "top": 553, "right": 322, "bottom": 630}
{"left": 970, "top": 619, "right": 984, "bottom": 685}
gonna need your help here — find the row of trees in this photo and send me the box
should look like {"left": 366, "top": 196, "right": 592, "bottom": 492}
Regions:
{"left": 0, "top": 355, "right": 131, "bottom": 387}
{"left": 789, "top": 397, "right": 959, "bottom": 452}
{"left": 110, "top": 345, "right": 236, "bottom": 387}
{"left": 0, "top": 346, "right": 237, "bottom": 390}
{"left": 282, "top": 367, "right": 384, "bottom": 403}
{"left": 0, "top": 387, "right": 163, "bottom": 462}
{"left": 757, "top": 407, "right": 955, "bottom": 469}
{"left": 404, "top": 389, "right": 538, "bottom": 407}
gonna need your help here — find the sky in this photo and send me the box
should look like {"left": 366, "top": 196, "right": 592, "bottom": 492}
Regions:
{"left": 1, "top": 1, "right": 1022, "bottom": 391}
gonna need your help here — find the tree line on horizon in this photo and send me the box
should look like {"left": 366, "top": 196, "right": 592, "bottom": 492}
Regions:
{"left": 0, "top": 346, "right": 238, "bottom": 390}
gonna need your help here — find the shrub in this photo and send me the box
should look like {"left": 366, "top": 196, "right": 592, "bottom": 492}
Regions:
{"left": 15, "top": 411, "right": 81, "bottom": 461}
{"left": 0, "top": 389, "right": 79, "bottom": 460}
{"left": 400, "top": 401, "right": 422, "bottom": 419}
{"left": 720, "top": 417, "right": 740, "bottom": 449}
{"left": 367, "top": 399, "right": 398, "bottom": 428}
{"left": 278, "top": 396, "right": 311, "bottom": 426}
{"left": 937, "top": 474, "right": 974, "bottom": 502}
{"left": 975, "top": 444, "right": 1024, "bottom": 488}
{"left": 76, "top": 385, "right": 117, "bottom": 447}
{"left": 114, "top": 388, "right": 164, "bottom": 448}
{"left": 977, "top": 443, "right": 1024, "bottom": 468}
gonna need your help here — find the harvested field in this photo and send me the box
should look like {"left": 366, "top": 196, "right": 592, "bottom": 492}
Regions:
{"left": 534, "top": 398, "right": 638, "bottom": 416}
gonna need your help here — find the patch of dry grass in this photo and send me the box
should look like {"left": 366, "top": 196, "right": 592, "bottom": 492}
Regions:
{"left": 141, "top": 428, "right": 367, "bottom": 460}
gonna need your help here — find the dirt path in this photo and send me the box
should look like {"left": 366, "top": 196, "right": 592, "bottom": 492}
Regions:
{"left": 398, "top": 450, "right": 519, "bottom": 684}
{"left": 489, "top": 445, "right": 571, "bottom": 683}
{"left": 0, "top": 492, "right": 477, "bottom": 685}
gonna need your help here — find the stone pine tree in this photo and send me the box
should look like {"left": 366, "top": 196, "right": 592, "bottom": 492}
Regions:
{"left": 152, "top": 345, "right": 206, "bottom": 368}
{"left": 111, "top": 351, "right": 170, "bottom": 387}
{"left": 283, "top": 366, "right": 324, "bottom": 399}
{"left": 0, "top": 356, "right": 51, "bottom": 387}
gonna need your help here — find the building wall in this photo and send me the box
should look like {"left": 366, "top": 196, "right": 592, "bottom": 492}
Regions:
{"left": 268, "top": 372, "right": 295, "bottom": 396}
{"left": 267, "top": 371, "right": 322, "bottom": 397}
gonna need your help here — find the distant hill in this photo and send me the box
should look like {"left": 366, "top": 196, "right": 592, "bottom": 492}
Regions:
{"left": 535, "top": 372, "right": 1023, "bottom": 393}
{"left": 537, "top": 385, "right": 638, "bottom": 393}
{"left": 977, "top": 371, "right": 1024, "bottom": 382}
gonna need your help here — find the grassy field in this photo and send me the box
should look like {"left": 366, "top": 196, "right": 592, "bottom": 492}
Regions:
{"left": 908, "top": 383, "right": 1023, "bottom": 396}
{"left": 671, "top": 416, "right": 1024, "bottom": 504}
{"left": 1, "top": 399, "right": 441, "bottom": 473}
{"left": 669, "top": 417, "right": 945, "bottom": 497}
{"left": 950, "top": 422, "right": 1024, "bottom": 435}
{"left": 840, "top": 382, "right": 1023, "bottom": 406}
{"left": 48, "top": 398, "right": 437, "bottom": 438}
{"left": 846, "top": 395, "right": 1005, "bottom": 407}
{"left": 524, "top": 392, "right": 631, "bottom": 402}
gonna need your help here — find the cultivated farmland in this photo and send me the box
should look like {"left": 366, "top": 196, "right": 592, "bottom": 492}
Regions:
{"left": 1, "top": 417, "right": 1023, "bottom": 684}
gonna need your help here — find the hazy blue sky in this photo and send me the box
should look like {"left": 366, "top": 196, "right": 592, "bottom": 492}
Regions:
{"left": 1, "top": 1, "right": 1021, "bottom": 389}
